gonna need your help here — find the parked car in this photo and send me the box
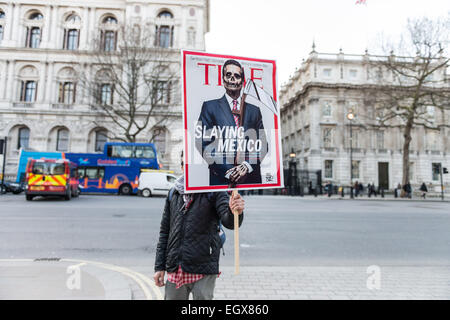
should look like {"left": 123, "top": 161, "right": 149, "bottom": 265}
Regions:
{"left": 138, "top": 171, "right": 177, "bottom": 197}
{"left": 0, "top": 181, "right": 25, "bottom": 194}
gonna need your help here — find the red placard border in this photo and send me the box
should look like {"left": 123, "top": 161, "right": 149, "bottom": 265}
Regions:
{"left": 182, "top": 50, "right": 282, "bottom": 192}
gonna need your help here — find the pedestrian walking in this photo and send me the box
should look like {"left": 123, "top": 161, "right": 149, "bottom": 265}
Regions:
{"left": 420, "top": 182, "right": 428, "bottom": 199}
{"left": 154, "top": 161, "right": 245, "bottom": 300}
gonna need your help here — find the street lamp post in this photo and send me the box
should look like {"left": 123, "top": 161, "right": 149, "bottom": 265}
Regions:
{"left": 289, "top": 149, "right": 296, "bottom": 196}
{"left": 347, "top": 110, "right": 355, "bottom": 199}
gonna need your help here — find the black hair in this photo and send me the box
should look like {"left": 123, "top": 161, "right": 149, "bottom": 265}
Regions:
{"left": 222, "top": 59, "right": 245, "bottom": 82}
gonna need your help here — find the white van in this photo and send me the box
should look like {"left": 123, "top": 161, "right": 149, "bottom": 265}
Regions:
{"left": 138, "top": 171, "right": 177, "bottom": 197}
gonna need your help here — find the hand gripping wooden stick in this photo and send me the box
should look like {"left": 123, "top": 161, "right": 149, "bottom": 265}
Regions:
{"left": 232, "top": 189, "right": 240, "bottom": 275}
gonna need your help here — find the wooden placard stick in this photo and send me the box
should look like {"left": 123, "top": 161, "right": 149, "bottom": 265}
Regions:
{"left": 230, "top": 93, "right": 247, "bottom": 275}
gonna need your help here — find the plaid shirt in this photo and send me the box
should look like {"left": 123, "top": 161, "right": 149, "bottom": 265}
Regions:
{"left": 167, "top": 266, "right": 204, "bottom": 289}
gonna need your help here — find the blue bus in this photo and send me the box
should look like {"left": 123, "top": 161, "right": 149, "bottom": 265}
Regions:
{"left": 17, "top": 142, "right": 159, "bottom": 195}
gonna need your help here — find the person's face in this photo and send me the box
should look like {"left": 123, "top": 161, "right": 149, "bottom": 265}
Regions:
{"left": 223, "top": 64, "right": 243, "bottom": 95}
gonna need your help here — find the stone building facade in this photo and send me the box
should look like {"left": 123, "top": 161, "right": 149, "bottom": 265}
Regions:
{"left": 0, "top": 0, "right": 210, "bottom": 180}
{"left": 279, "top": 48, "right": 450, "bottom": 192}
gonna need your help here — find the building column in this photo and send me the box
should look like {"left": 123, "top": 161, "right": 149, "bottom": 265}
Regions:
{"left": 45, "top": 62, "right": 54, "bottom": 104}
{"left": 5, "top": 60, "right": 15, "bottom": 101}
{"left": 10, "top": 3, "right": 21, "bottom": 47}
{"left": 2, "top": 2, "right": 13, "bottom": 44}
{"left": 88, "top": 7, "right": 96, "bottom": 49}
{"left": 0, "top": 61, "right": 7, "bottom": 100}
{"left": 80, "top": 7, "right": 89, "bottom": 50}
{"left": 37, "top": 63, "right": 47, "bottom": 102}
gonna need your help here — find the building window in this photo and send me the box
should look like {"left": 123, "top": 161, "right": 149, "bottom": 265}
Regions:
{"left": 66, "top": 14, "right": 81, "bottom": 23}
{"left": 158, "top": 11, "right": 173, "bottom": 19}
{"left": 376, "top": 130, "right": 384, "bottom": 149}
{"left": 432, "top": 163, "right": 441, "bottom": 181}
{"left": 352, "top": 160, "right": 360, "bottom": 179}
{"left": 18, "top": 127, "right": 30, "bottom": 149}
{"left": 26, "top": 26, "right": 41, "bottom": 48}
{"left": 103, "top": 16, "right": 117, "bottom": 24}
{"left": 156, "top": 25, "right": 173, "bottom": 48}
{"left": 58, "top": 82, "right": 76, "bottom": 104}
{"left": 322, "top": 102, "right": 332, "bottom": 117}
{"left": 64, "top": 29, "right": 79, "bottom": 50}
{"left": 351, "top": 130, "right": 359, "bottom": 148}
{"left": 187, "top": 27, "right": 196, "bottom": 46}
{"left": 98, "top": 83, "right": 113, "bottom": 105}
{"left": 100, "top": 15, "right": 118, "bottom": 52}
{"left": 20, "top": 81, "right": 37, "bottom": 102}
{"left": 322, "top": 128, "right": 333, "bottom": 148}
{"left": 154, "top": 81, "right": 171, "bottom": 104}
{"left": 323, "top": 68, "right": 332, "bottom": 77}
{"left": 349, "top": 69, "right": 358, "bottom": 79}
{"left": 29, "top": 12, "right": 43, "bottom": 20}
{"left": 95, "top": 130, "right": 108, "bottom": 152}
{"left": 103, "top": 30, "right": 116, "bottom": 51}
{"left": 0, "top": 10, "right": 5, "bottom": 43}
{"left": 56, "top": 129, "right": 69, "bottom": 151}
{"left": 324, "top": 160, "right": 333, "bottom": 179}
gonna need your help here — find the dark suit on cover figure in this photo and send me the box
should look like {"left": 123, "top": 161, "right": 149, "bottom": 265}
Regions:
{"left": 196, "top": 95, "right": 268, "bottom": 186}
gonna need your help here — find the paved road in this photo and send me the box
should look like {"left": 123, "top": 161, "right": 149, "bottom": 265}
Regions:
{"left": 1, "top": 193, "right": 449, "bottom": 299}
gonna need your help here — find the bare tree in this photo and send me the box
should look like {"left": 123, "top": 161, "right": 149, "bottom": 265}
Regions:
{"left": 77, "top": 23, "right": 179, "bottom": 143}
{"left": 366, "top": 15, "right": 450, "bottom": 188}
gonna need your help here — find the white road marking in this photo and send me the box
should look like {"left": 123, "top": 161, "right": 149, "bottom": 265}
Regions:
{"left": 0, "top": 258, "right": 162, "bottom": 300}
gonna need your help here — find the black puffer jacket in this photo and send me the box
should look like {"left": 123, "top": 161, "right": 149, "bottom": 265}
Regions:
{"left": 155, "top": 191, "right": 243, "bottom": 275}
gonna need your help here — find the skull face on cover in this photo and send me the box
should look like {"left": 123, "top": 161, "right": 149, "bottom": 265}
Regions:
{"left": 223, "top": 63, "right": 244, "bottom": 100}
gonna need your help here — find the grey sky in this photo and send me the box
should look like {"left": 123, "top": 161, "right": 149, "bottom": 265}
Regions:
{"left": 205, "top": 0, "right": 450, "bottom": 86}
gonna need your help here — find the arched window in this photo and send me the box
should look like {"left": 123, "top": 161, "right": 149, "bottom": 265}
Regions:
{"left": 66, "top": 14, "right": 80, "bottom": 23}
{"left": 19, "top": 65, "right": 39, "bottom": 102}
{"left": 63, "top": 13, "right": 81, "bottom": 50}
{"left": 29, "top": 12, "right": 43, "bottom": 20}
{"left": 155, "top": 10, "right": 174, "bottom": 48}
{"left": 95, "top": 69, "right": 114, "bottom": 106}
{"left": 157, "top": 11, "right": 173, "bottom": 19}
{"left": 100, "top": 15, "right": 118, "bottom": 51}
{"left": 18, "top": 127, "right": 30, "bottom": 149}
{"left": 56, "top": 128, "right": 69, "bottom": 151}
{"left": 56, "top": 67, "right": 77, "bottom": 104}
{"left": 25, "top": 12, "right": 44, "bottom": 48}
{"left": 95, "top": 130, "right": 108, "bottom": 152}
{"left": 103, "top": 16, "right": 118, "bottom": 24}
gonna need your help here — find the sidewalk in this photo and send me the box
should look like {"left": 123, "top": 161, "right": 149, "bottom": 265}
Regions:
{"left": 1, "top": 260, "right": 449, "bottom": 300}
{"left": 247, "top": 194, "right": 450, "bottom": 202}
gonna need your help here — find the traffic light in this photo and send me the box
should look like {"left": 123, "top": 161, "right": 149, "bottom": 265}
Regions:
{"left": 444, "top": 167, "right": 449, "bottom": 174}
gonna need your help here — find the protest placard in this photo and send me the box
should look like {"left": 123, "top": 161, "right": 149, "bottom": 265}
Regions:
{"left": 182, "top": 51, "right": 284, "bottom": 193}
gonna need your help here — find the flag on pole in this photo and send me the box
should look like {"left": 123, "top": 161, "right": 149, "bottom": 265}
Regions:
{"left": 243, "top": 80, "right": 278, "bottom": 115}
